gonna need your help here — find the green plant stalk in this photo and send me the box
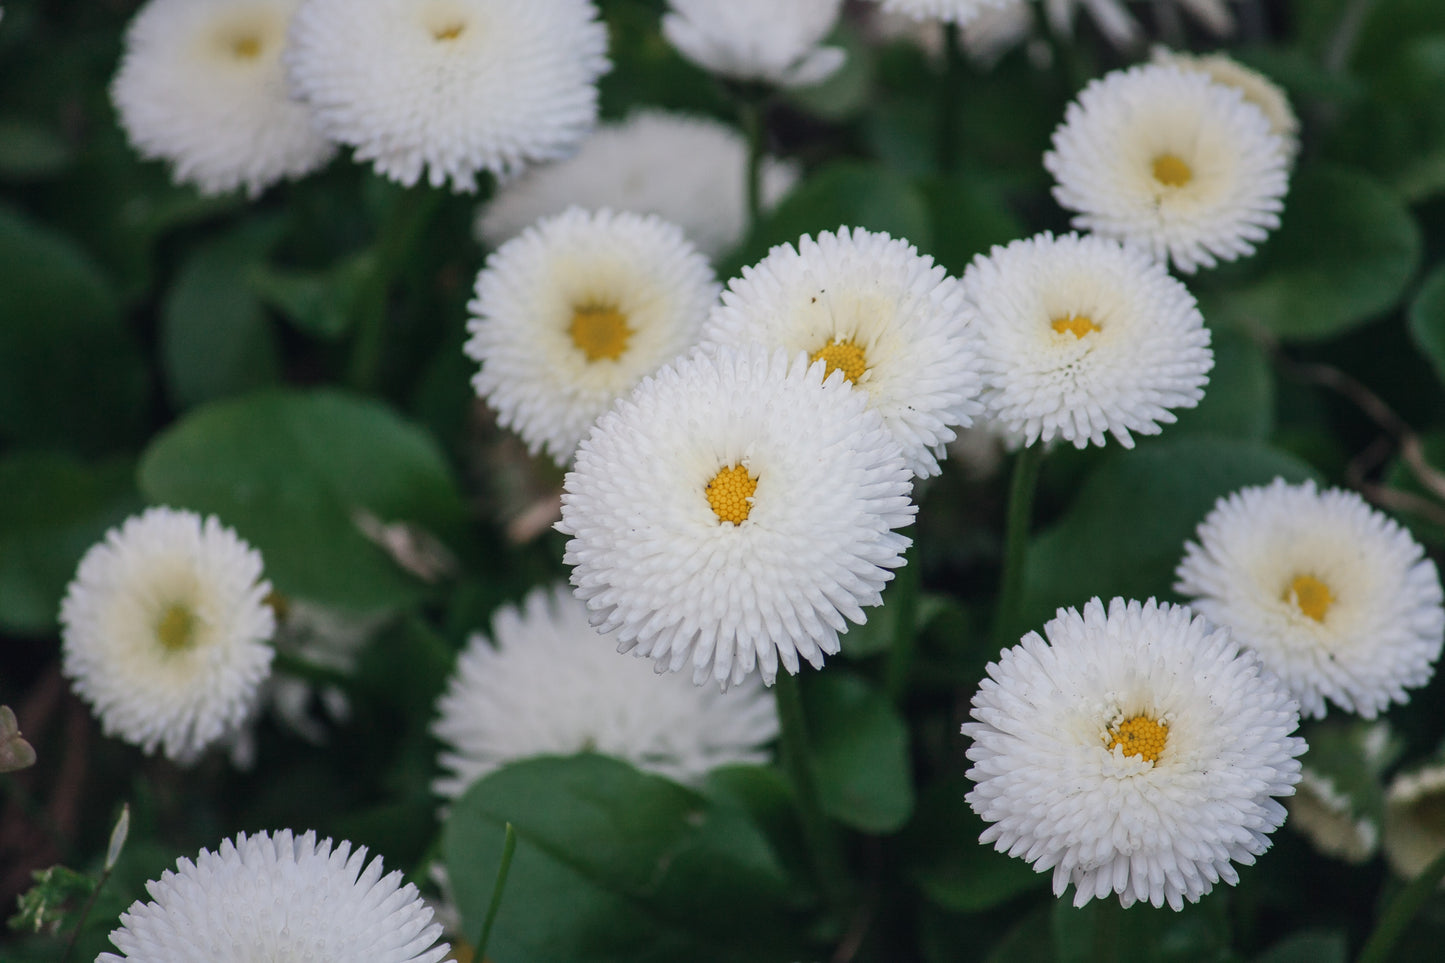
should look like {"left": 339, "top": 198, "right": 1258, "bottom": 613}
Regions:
{"left": 773, "top": 671, "right": 851, "bottom": 915}
{"left": 883, "top": 549, "right": 920, "bottom": 703}
{"left": 937, "top": 22, "right": 963, "bottom": 173}
{"left": 1356, "top": 844, "right": 1445, "bottom": 963}
{"left": 991, "top": 443, "right": 1044, "bottom": 651}
{"left": 474, "top": 822, "right": 517, "bottom": 962}
{"left": 1092, "top": 899, "right": 1121, "bottom": 963}
{"left": 740, "top": 97, "right": 766, "bottom": 234}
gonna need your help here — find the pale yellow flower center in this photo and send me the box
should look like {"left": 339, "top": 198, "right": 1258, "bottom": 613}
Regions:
{"left": 706, "top": 465, "right": 757, "bottom": 525}
{"left": 1106, "top": 715, "right": 1169, "bottom": 763}
{"left": 1152, "top": 153, "right": 1194, "bottom": 188}
{"left": 809, "top": 338, "right": 867, "bottom": 384}
{"left": 569, "top": 305, "right": 632, "bottom": 362}
{"left": 1051, "top": 314, "right": 1100, "bottom": 339}
{"left": 156, "top": 603, "right": 198, "bottom": 652}
{"left": 1284, "top": 574, "right": 1334, "bottom": 622}
{"left": 230, "top": 33, "right": 262, "bottom": 59}
{"left": 432, "top": 20, "right": 466, "bottom": 41}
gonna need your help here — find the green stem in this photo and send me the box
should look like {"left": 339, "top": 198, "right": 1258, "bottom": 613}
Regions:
{"left": 773, "top": 670, "right": 849, "bottom": 914}
{"left": 991, "top": 443, "right": 1043, "bottom": 650}
{"left": 1357, "top": 845, "right": 1445, "bottom": 963}
{"left": 739, "top": 97, "right": 766, "bottom": 234}
{"left": 474, "top": 823, "right": 517, "bottom": 962}
{"left": 883, "top": 550, "right": 919, "bottom": 703}
{"left": 1324, "top": 0, "right": 1378, "bottom": 74}
{"left": 937, "top": 22, "right": 962, "bottom": 173}
{"left": 1092, "top": 899, "right": 1121, "bottom": 963}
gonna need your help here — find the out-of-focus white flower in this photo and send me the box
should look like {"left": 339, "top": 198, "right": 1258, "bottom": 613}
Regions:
{"left": 476, "top": 110, "right": 798, "bottom": 260}
{"left": 960, "top": 231, "right": 1212, "bottom": 449}
{"left": 465, "top": 207, "right": 718, "bottom": 467}
{"left": 863, "top": 0, "right": 1015, "bottom": 25}
{"left": 98, "top": 829, "right": 449, "bottom": 963}
{"left": 431, "top": 584, "right": 778, "bottom": 797}
{"left": 558, "top": 345, "right": 915, "bottom": 689}
{"left": 662, "top": 0, "right": 846, "bottom": 88}
{"left": 1045, "top": 62, "right": 1288, "bottom": 273}
{"left": 111, "top": 0, "right": 335, "bottom": 197}
{"left": 964, "top": 597, "right": 1304, "bottom": 910}
{"left": 1151, "top": 47, "right": 1300, "bottom": 163}
{"left": 1288, "top": 769, "right": 1379, "bottom": 864}
{"left": 700, "top": 227, "right": 982, "bottom": 478}
{"left": 1176, "top": 478, "right": 1445, "bottom": 719}
{"left": 1385, "top": 764, "right": 1445, "bottom": 881}
{"left": 60, "top": 507, "right": 275, "bottom": 764}
{"left": 285, "top": 0, "right": 609, "bottom": 190}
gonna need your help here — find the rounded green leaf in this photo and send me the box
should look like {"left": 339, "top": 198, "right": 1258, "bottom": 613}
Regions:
{"left": 1407, "top": 263, "right": 1445, "bottom": 387}
{"left": 138, "top": 388, "right": 467, "bottom": 612}
{"left": 802, "top": 670, "right": 914, "bottom": 833}
{"left": 1165, "top": 326, "right": 1274, "bottom": 440}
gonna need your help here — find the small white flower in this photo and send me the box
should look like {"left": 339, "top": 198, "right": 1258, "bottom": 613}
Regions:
{"left": 1042, "top": 0, "right": 1234, "bottom": 47}
{"left": 1176, "top": 478, "right": 1445, "bottom": 719}
{"left": 1044, "top": 62, "right": 1289, "bottom": 273}
{"left": 960, "top": 231, "right": 1212, "bottom": 449}
{"left": 964, "top": 597, "right": 1305, "bottom": 910}
{"left": 558, "top": 344, "right": 915, "bottom": 689}
{"left": 1385, "top": 764, "right": 1445, "bottom": 880}
{"left": 60, "top": 507, "right": 276, "bottom": 764}
{"left": 111, "top": 0, "right": 336, "bottom": 197}
{"left": 431, "top": 584, "right": 779, "bottom": 797}
{"left": 98, "top": 829, "right": 449, "bottom": 963}
{"left": 285, "top": 0, "right": 609, "bottom": 190}
{"left": 863, "top": 0, "right": 1015, "bottom": 25}
{"left": 476, "top": 110, "right": 798, "bottom": 260}
{"left": 1151, "top": 47, "right": 1300, "bottom": 163}
{"left": 662, "top": 0, "right": 846, "bottom": 88}
{"left": 465, "top": 207, "right": 719, "bottom": 467}
{"left": 1288, "top": 769, "right": 1379, "bottom": 864}
{"left": 700, "top": 227, "right": 983, "bottom": 478}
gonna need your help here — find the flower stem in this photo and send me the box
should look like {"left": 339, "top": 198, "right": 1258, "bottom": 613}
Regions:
{"left": 883, "top": 550, "right": 920, "bottom": 703}
{"left": 473, "top": 822, "right": 517, "bottom": 962}
{"left": 938, "top": 22, "right": 962, "bottom": 173}
{"left": 1357, "top": 844, "right": 1445, "bottom": 963}
{"left": 1092, "top": 899, "right": 1121, "bottom": 963}
{"left": 773, "top": 670, "right": 850, "bottom": 915}
{"left": 739, "top": 96, "right": 766, "bottom": 235}
{"left": 991, "top": 443, "right": 1043, "bottom": 650}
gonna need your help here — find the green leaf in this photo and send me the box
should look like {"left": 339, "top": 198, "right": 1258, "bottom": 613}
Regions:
{"left": 0, "top": 451, "right": 141, "bottom": 634}
{"left": 801, "top": 670, "right": 913, "bottom": 832}
{"left": 7, "top": 866, "right": 95, "bottom": 937}
{"left": 0, "top": 204, "right": 149, "bottom": 454}
{"left": 0, "top": 118, "right": 73, "bottom": 180}
{"left": 249, "top": 250, "right": 377, "bottom": 341}
{"left": 1051, "top": 897, "right": 1231, "bottom": 963}
{"left": 1225, "top": 165, "right": 1421, "bottom": 341}
{"left": 921, "top": 173, "right": 1025, "bottom": 277}
{"left": 1165, "top": 326, "right": 1274, "bottom": 440}
{"left": 1023, "top": 438, "right": 1319, "bottom": 628}
{"left": 1353, "top": 0, "right": 1445, "bottom": 74}
{"left": 137, "top": 388, "right": 467, "bottom": 612}
{"left": 443, "top": 754, "right": 813, "bottom": 963}
{"left": 1408, "top": 263, "right": 1445, "bottom": 387}
{"left": 1254, "top": 931, "right": 1348, "bottom": 963}
{"left": 161, "top": 218, "right": 285, "bottom": 408}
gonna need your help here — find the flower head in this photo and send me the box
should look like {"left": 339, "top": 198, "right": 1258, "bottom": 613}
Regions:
{"left": 964, "top": 597, "right": 1304, "bottom": 910}
{"left": 60, "top": 507, "right": 276, "bottom": 763}
{"left": 465, "top": 207, "right": 719, "bottom": 466}
{"left": 111, "top": 0, "right": 335, "bottom": 197}
{"left": 476, "top": 110, "right": 798, "bottom": 260}
{"left": 701, "top": 227, "right": 982, "bottom": 478}
{"left": 558, "top": 344, "right": 915, "bottom": 689}
{"left": 1175, "top": 478, "right": 1445, "bottom": 719}
{"left": 285, "top": 0, "right": 609, "bottom": 190}
{"left": 1288, "top": 769, "right": 1379, "bottom": 864}
{"left": 431, "top": 584, "right": 778, "bottom": 796}
{"left": 960, "top": 231, "right": 1212, "bottom": 449}
{"left": 1044, "top": 62, "right": 1289, "bottom": 273}
{"left": 662, "top": 0, "right": 845, "bottom": 88}
{"left": 1385, "top": 764, "right": 1445, "bottom": 880}
{"left": 98, "top": 829, "right": 448, "bottom": 962}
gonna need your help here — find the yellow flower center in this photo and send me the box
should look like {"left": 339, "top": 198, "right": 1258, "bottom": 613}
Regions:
{"left": 230, "top": 33, "right": 262, "bottom": 59}
{"left": 1051, "top": 314, "right": 1100, "bottom": 339}
{"left": 156, "top": 604, "right": 198, "bottom": 652}
{"left": 809, "top": 339, "right": 868, "bottom": 384}
{"left": 432, "top": 20, "right": 466, "bottom": 41}
{"left": 1152, "top": 153, "right": 1194, "bottom": 188}
{"left": 706, "top": 464, "right": 757, "bottom": 525}
{"left": 1284, "top": 574, "right": 1334, "bottom": 622}
{"left": 1106, "top": 715, "right": 1169, "bottom": 763}
{"left": 569, "top": 305, "right": 632, "bottom": 362}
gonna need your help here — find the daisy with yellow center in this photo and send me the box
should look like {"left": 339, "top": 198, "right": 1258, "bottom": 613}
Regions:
{"left": 964, "top": 597, "right": 1304, "bottom": 910}
{"left": 1177, "top": 478, "right": 1445, "bottom": 719}
{"left": 466, "top": 207, "right": 718, "bottom": 467}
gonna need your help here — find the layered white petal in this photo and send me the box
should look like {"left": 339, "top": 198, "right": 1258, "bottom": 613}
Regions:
{"left": 662, "top": 0, "right": 845, "bottom": 88}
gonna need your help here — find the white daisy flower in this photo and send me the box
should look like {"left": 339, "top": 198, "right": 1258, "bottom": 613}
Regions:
{"left": 1384, "top": 764, "right": 1445, "bottom": 880}
{"left": 700, "top": 227, "right": 982, "bottom": 478}
{"left": 662, "top": 0, "right": 846, "bottom": 88}
{"left": 959, "top": 231, "right": 1212, "bottom": 449}
{"left": 110, "top": 0, "right": 336, "bottom": 198}
{"left": 1044, "top": 62, "right": 1289, "bottom": 273}
{"left": 431, "top": 584, "right": 778, "bottom": 797}
{"left": 1288, "top": 769, "right": 1379, "bottom": 864}
{"left": 475, "top": 110, "right": 799, "bottom": 260}
{"left": 558, "top": 344, "right": 916, "bottom": 689}
{"left": 964, "top": 597, "right": 1305, "bottom": 910}
{"left": 285, "top": 0, "right": 610, "bottom": 191}
{"left": 465, "top": 207, "right": 719, "bottom": 467}
{"left": 863, "top": 0, "right": 1015, "bottom": 25}
{"left": 59, "top": 507, "right": 276, "bottom": 764}
{"left": 98, "top": 829, "right": 449, "bottom": 962}
{"left": 1151, "top": 47, "right": 1300, "bottom": 163}
{"left": 1175, "top": 478, "right": 1445, "bottom": 719}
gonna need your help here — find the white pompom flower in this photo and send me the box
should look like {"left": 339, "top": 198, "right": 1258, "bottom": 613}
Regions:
{"left": 465, "top": 207, "right": 719, "bottom": 467}
{"left": 1175, "top": 478, "right": 1445, "bottom": 719}
{"left": 700, "top": 227, "right": 982, "bottom": 478}
{"left": 98, "top": 829, "right": 449, "bottom": 963}
{"left": 864, "top": 0, "right": 1015, "bottom": 26}
{"left": 111, "top": 0, "right": 336, "bottom": 198}
{"left": 662, "top": 0, "right": 846, "bottom": 88}
{"left": 964, "top": 597, "right": 1305, "bottom": 910}
{"left": 960, "top": 231, "right": 1212, "bottom": 449}
{"left": 431, "top": 584, "right": 779, "bottom": 797}
{"left": 558, "top": 344, "right": 916, "bottom": 689}
{"left": 476, "top": 110, "right": 798, "bottom": 260}
{"left": 1044, "top": 62, "right": 1289, "bottom": 273}
{"left": 285, "top": 0, "right": 610, "bottom": 191}
{"left": 60, "top": 507, "right": 276, "bottom": 764}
